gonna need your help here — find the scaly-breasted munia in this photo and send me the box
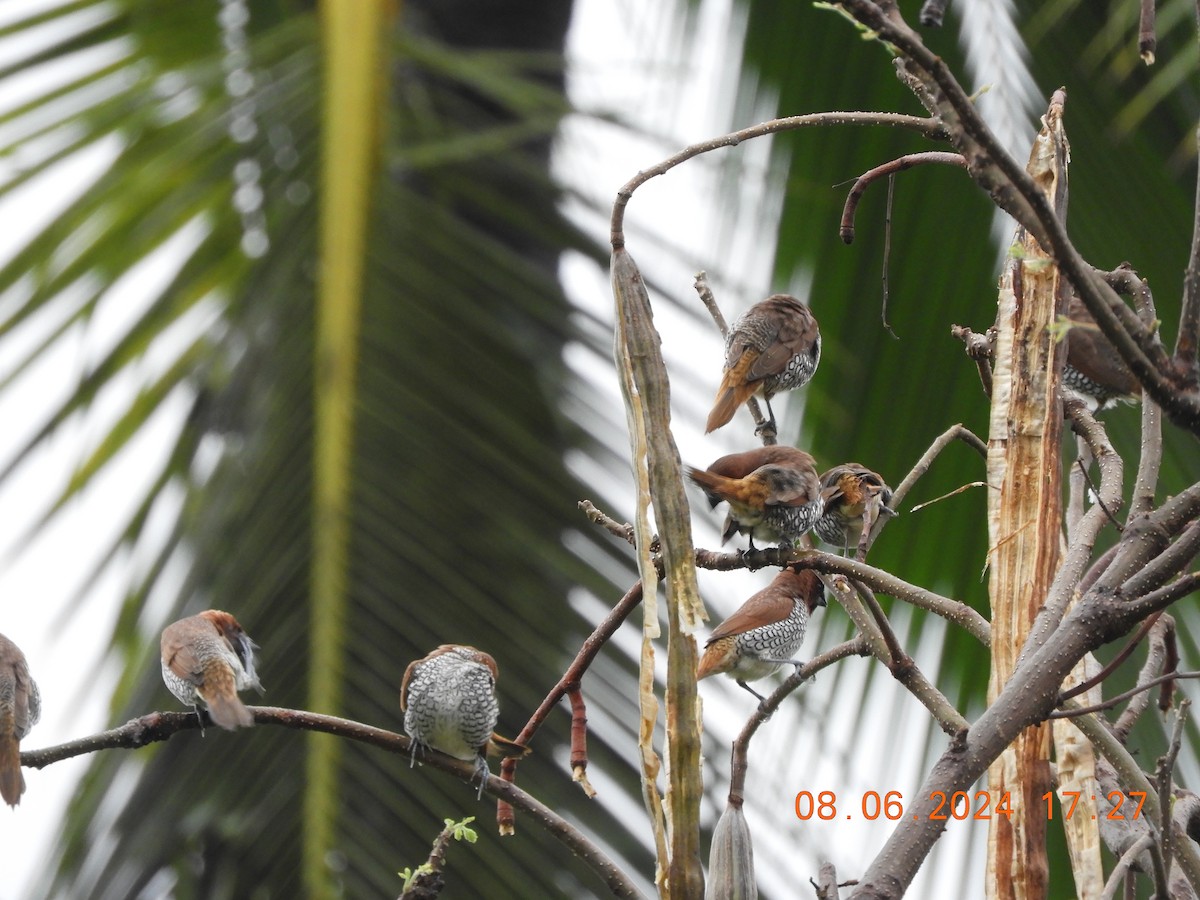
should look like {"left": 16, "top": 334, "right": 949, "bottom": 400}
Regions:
{"left": 687, "top": 451, "right": 824, "bottom": 549}
{"left": 401, "top": 645, "right": 527, "bottom": 797}
{"left": 698, "top": 446, "right": 819, "bottom": 508}
{"left": 697, "top": 567, "right": 826, "bottom": 703}
{"left": 1062, "top": 296, "right": 1141, "bottom": 411}
{"left": 0, "top": 634, "right": 40, "bottom": 807}
{"left": 814, "top": 463, "right": 895, "bottom": 557}
{"left": 706, "top": 294, "right": 821, "bottom": 433}
{"left": 161, "top": 610, "right": 262, "bottom": 730}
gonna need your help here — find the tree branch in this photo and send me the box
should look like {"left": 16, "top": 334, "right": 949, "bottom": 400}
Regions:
{"left": 839, "top": 0, "right": 1200, "bottom": 436}
{"left": 610, "top": 111, "right": 946, "bottom": 250}
{"left": 22, "top": 707, "right": 645, "bottom": 899}
{"left": 839, "top": 151, "right": 966, "bottom": 244}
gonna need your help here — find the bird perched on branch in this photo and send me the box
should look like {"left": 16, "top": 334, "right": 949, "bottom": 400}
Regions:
{"left": 706, "top": 294, "right": 821, "bottom": 433}
{"left": 161, "top": 610, "right": 262, "bottom": 731}
{"left": 402, "top": 645, "right": 528, "bottom": 798}
{"left": 1061, "top": 295, "right": 1141, "bottom": 411}
{"left": 697, "top": 567, "right": 826, "bottom": 703}
{"left": 814, "top": 463, "right": 895, "bottom": 557}
{"left": 0, "top": 634, "right": 39, "bottom": 807}
{"left": 697, "top": 446, "right": 819, "bottom": 509}
{"left": 687, "top": 448, "right": 823, "bottom": 549}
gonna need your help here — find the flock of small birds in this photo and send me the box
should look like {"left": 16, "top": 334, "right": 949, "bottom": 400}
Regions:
{"left": 0, "top": 290, "right": 1137, "bottom": 803}
{"left": 688, "top": 295, "right": 892, "bottom": 704}
{"left": 0, "top": 293, "right": 874, "bottom": 805}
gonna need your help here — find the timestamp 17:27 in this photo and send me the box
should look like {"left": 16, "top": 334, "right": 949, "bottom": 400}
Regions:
{"left": 793, "top": 789, "right": 1147, "bottom": 822}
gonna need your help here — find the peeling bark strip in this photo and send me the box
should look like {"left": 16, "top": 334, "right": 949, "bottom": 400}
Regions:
{"left": 611, "top": 247, "right": 706, "bottom": 898}
{"left": 984, "top": 91, "right": 1071, "bottom": 900}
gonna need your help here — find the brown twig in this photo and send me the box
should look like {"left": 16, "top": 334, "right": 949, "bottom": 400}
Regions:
{"left": 886, "top": 423, "right": 988, "bottom": 517}
{"left": 1156, "top": 699, "right": 1190, "bottom": 885}
{"left": 1160, "top": 620, "right": 1180, "bottom": 712}
{"left": 839, "top": 152, "right": 966, "bottom": 244}
{"left": 812, "top": 860, "right": 846, "bottom": 899}
{"left": 610, "top": 112, "right": 946, "bottom": 250}
{"left": 1059, "top": 611, "right": 1162, "bottom": 705}
{"left": 1139, "top": 0, "right": 1157, "bottom": 63}
{"left": 693, "top": 546, "right": 991, "bottom": 645}
{"left": 842, "top": 0, "right": 1200, "bottom": 436}
{"left": 1050, "top": 671, "right": 1200, "bottom": 719}
{"left": 950, "top": 324, "right": 995, "bottom": 398}
{"left": 579, "top": 499, "right": 640, "bottom": 547}
{"left": 22, "top": 708, "right": 644, "bottom": 898}
{"left": 881, "top": 174, "right": 897, "bottom": 338}
{"left": 398, "top": 817, "right": 469, "bottom": 900}
{"left": 503, "top": 580, "right": 644, "bottom": 789}
{"left": 726, "top": 637, "right": 869, "bottom": 805}
{"left": 1181, "top": 111, "right": 1200, "bottom": 386}
{"left": 567, "top": 687, "right": 596, "bottom": 798}
{"left": 823, "top": 573, "right": 968, "bottom": 736}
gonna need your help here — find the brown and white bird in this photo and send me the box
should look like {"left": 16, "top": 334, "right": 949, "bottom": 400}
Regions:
{"left": 698, "top": 446, "right": 819, "bottom": 509}
{"left": 0, "top": 634, "right": 40, "bottom": 807}
{"left": 161, "top": 610, "right": 262, "bottom": 731}
{"left": 1062, "top": 295, "right": 1141, "bottom": 411}
{"left": 814, "top": 463, "right": 895, "bottom": 557}
{"left": 697, "top": 567, "right": 826, "bottom": 703}
{"left": 687, "top": 449, "right": 824, "bottom": 549}
{"left": 706, "top": 294, "right": 821, "bottom": 433}
{"left": 401, "top": 645, "right": 527, "bottom": 798}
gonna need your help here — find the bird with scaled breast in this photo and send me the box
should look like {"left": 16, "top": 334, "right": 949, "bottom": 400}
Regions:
{"left": 697, "top": 567, "right": 826, "bottom": 704}
{"left": 161, "top": 610, "right": 262, "bottom": 730}
{"left": 1061, "top": 295, "right": 1141, "bottom": 411}
{"left": 687, "top": 446, "right": 824, "bottom": 549}
{"left": 0, "top": 633, "right": 40, "bottom": 807}
{"left": 814, "top": 463, "right": 895, "bottom": 557}
{"left": 401, "top": 644, "right": 528, "bottom": 798}
{"left": 706, "top": 294, "right": 821, "bottom": 434}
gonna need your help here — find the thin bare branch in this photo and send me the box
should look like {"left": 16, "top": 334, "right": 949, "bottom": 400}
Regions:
{"left": 950, "top": 324, "right": 994, "bottom": 398}
{"left": 580, "top": 499, "right": 639, "bottom": 546}
{"left": 1099, "top": 835, "right": 1155, "bottom": 900}
{"left": 840, "top": 0, "right": 1200, "bottom": 435}
{"left": 1139, "top": 0, "right": 1157, "bottom": 63}
{"left": 887, "top": 423, "right": 987, "bottom": 516}
{"left": 692, "top": 547, "right": 990, "bottom": 645}
{"left": 1180, "top": 119, "right": 1200, "bottom": 386}
{"left": 824, "top": 574, "right": 968, "bottom": 736}
{"left": 727, "top": 637, "right": 868, "bottom": 804}
{"left": 1111, "top": 615, "right": 1173, "bottom": 741}
{"left": 1030, "top": 401, "right": 1123, "bottom": 643}
{"left": 611, "top": 112, "right": 946, "bottom": 250}
{"left": 22, "top": 708, "right": 645, "bottom": 899}
{"left": 1059, "top": 612, "right": 1162, "bottom": 705}
{"left": 1156, "top": 700, "right": 1190, "bottom": 880}
{"left": 839, "top": 151, "right": 965, "bottom": 244}
{"left": 1051, "top": 670, "right": 1197, "bottom": 719}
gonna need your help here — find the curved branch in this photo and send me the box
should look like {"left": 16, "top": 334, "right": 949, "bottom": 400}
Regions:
{"left": 726, "top": 638, "right": 868, "bottom": 805}
{"left": 610, "top": 112, "right": 946, "bottom": 249}
{"left": 693, "top": 547, "right": 990, "bottom": 646}
{"left": 22, "top": 708, "right": 646, "bottom": 899}
{"left": 839, "top": 0, "right": 1200, "bottom": 436}
{"left": 840, "top": 151, "right": 966, "bottom": 244}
